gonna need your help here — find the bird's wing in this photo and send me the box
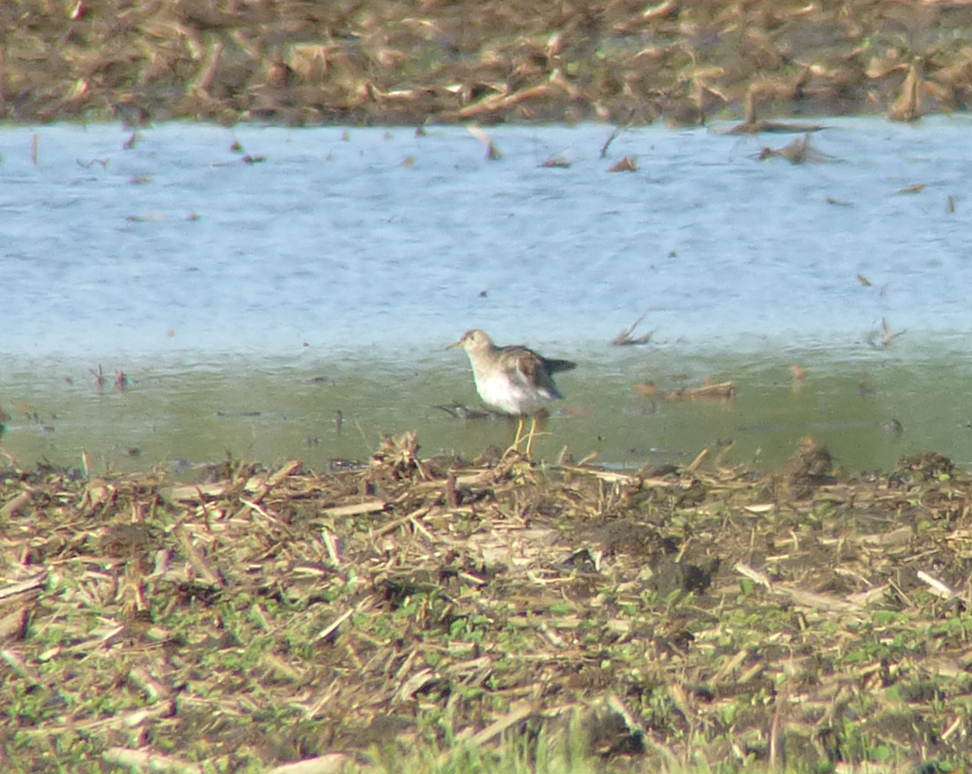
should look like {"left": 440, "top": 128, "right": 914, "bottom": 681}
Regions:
{"left": 499, "top": 346, "right": 538, "bottom": 380}
{"left": 506, "top": 347, "right": 565, "bottom": 400}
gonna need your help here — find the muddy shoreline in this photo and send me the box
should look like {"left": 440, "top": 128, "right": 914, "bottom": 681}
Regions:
{"left": 3, "top": 0, "right": 970, "bottom": 126}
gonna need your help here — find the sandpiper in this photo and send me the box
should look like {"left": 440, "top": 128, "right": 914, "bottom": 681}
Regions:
{"left": 450, "top": 329, "right": 575, "bottom": 456}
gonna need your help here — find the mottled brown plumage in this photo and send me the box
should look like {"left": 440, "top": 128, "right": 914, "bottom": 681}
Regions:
{"left": 450, "top": 329, "right": 575, "bottom": 455}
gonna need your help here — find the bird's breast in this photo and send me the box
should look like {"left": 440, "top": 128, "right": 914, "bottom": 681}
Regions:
{"left": 473, "top": 370, "right": 549, "bottom": 415}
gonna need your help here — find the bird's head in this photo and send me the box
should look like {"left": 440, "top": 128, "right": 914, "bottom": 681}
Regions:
{"left": 449, "top": 329, "right": 493, "bottom": 352}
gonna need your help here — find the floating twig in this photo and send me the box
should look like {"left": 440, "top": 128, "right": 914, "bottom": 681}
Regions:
{"left": 755, "top": 133, "right": 833, "bottom": 163}
{"left": 538, "top": 153, "right": 571, "bottom": 168}
{"left": 607, "top": 155, "right": 637, "bottom": 172}
{"left": 867, "top": 317, "right": 905, "bottom": 349}
{"left": 611, "top": 311, "right": 653, "bottom": 346}
{"left": 599, "top": 127, "right": 623, "bottom": 159}
{"left": 467, "top": 125, "right": 502, "bottom": 160}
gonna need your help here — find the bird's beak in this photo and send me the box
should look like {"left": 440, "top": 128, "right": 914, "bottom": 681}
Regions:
{"left": 447, "top": 339, "right": 463, "bottom": 350}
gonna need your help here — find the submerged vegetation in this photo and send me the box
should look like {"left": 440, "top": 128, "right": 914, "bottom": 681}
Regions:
{"left": 3, "top": 432, "right": 972, "bottom": 772}
{"left": 2, "top": 0, "right": 972, "bottom": 125}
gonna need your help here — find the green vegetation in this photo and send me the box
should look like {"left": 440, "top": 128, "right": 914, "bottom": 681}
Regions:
{"left": 1, "top": 432, "right": 971, "bottom": 772}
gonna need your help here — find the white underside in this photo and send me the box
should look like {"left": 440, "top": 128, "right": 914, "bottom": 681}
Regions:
{"left": 474, "top": 370, "right": 552, "bottom": 415}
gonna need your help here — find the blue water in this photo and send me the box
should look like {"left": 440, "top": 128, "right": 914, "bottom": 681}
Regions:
{"left": 2, "top": 117, "right": 972, "bottom": 360}
{"left": 5, "top": 118, "right": 972, "bottom": 474}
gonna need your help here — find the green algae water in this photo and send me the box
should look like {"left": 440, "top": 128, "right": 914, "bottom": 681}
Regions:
{"left": 3, "top": 334, "right": 971, "bottom": 477}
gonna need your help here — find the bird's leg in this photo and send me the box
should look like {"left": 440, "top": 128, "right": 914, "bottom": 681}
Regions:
{"left": 524, "top": 415, "right": 539, "bottom": 457}
{"left": 508, "top": 416, "right": 526, "bottom": 455}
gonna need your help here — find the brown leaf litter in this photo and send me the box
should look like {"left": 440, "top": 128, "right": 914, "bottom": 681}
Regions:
{"left": 4, "top": 0, "right": 972, "bottom": 125}
{"left": 2, "top": 435, "right": 972, "bottom": 771}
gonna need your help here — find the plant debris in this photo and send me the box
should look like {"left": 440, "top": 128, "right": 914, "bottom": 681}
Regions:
{"left": 538, "top": 153, "right": 572, "bottom": 169}
{"left": 606, "top": 156, "right": 637, "bottom": 173}
{"left": 611, "top": 312, "right": 653, "bottom": 346}
{"left": 2, "top": 0, "right": 970, "bottom": 125}
{"left": 756, "top": 134, "right": 835, "bottom": 164}
{"left": 867, "top": 317, "right": 906, "bottom": 350}
{"left": 3, "top": 435, "right": 972, "bottom": 772}
{"left": 467, "top": 125, "right": 502, "bottom": 160}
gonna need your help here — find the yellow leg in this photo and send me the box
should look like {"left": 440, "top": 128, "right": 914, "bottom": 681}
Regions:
{"left": 510, "top": 416, "right": 526, "bottom": 454}
{"left": 524, "top": 415, "right": 539, "bottom": 457}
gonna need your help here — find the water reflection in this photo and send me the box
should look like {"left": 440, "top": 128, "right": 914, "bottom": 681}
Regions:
{"left": 1, "top": 118, "right": 972, "bottom": 357}
{"left": 3, "top": 335, "right": 972, "bottom": 477}
{"left": 3, "top": 119, "right": 972, "bottom": 473}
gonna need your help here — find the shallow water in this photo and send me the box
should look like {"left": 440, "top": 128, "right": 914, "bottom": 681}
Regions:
{"left": 4, "top": 336, "right": 972, "bottom": 477}
{"left": 4, "top": 117, "right": 972, "bottom": 353}
{"left": 3, "top": 118, "right": 972, "bottom": 474}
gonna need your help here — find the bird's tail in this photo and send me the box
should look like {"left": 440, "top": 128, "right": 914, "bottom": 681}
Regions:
{"left": 543, "top": 357, "right": 576, "bottom": 374}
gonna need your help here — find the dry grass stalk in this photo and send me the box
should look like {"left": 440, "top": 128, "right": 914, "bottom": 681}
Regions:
{"left": 888, "top": 61, "right": 924, "bottom": 122}
{"left": 896, "top": 182, "right": 927, "bottom": 194}
{"left": 607, "top": 155, "right": 637, "bottom": 172}
{"left": 756, "top": 133, "right": 834, "bottom": 163}
{"left": 101, "top": 747, "right": 203, "bottom": 773}
{"left": 726, "top": 89, "right": 826, "bottom": 135}
{"left": 0, "top": 438, "right": 969, "bottom": 770}
{"left": 2, "top": 0, "right": 972, "bottom": 125}
{"left": 666, "top": 380, "right": 737, "bottom": 400}
{"left": 611, "top": 312, "right": 652, "bottom": 346}
{"left": 868, "top": 317, "right": 905, "bottom": 349}
{"left": 599, "top": 127, "right": 623, "bottom": 159}
{"left": 539, "top": 153, "right": 571, "bottom": 168}
{"left": 264, "top": 753, "right": 350, "bottom": 774}
{"left": 467, "top": 124, "right": 502, "bottom": 160}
